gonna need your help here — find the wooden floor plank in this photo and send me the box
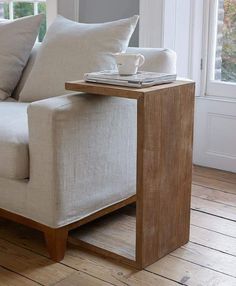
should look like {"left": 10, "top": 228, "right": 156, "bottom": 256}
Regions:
{"left": 191, "top": 196, "right": 236, "bottom": 221}
{"left": 70, "top": 212, "right": 136, "bottom": 260}
{"left": 3, "top": 210, "right": 235, "bottom": 284}
{"left": 0, "top": 235, "right": 119, "bottom": 286}
{"left": 0, "top": 220, "right": 177, "bottom": 286}
{"left": 171, "top": 242, "right": 236, "bottom": 277}
{"left": 72, "top": 203, "right": 236, "bottom": 258}
{"left": 191, "top": 210, "right": 236, "bottom": 238}
{"left": 193, "top": 165, "right": 236, "bottom": 184}
{"left": 192, "top": 174, "right": 236, "bottom": 195}
{"left": 192, "top": 184, "right": 236, "bottom": 207}
{"left": 0, "top": 266, "right": 40, "bottom": 286}
{"left": 0, "top": 219, "right": 48, "bottom": 257}
{"left": 190, "top": 225, "right": 236, "bottom": 256}
{"left": 54, "top": 271, "right": 112, "bottom": 286}
{"left": 147, "top": 254, "right": 236, "bottom": 286}
{"left": 0, "top": 238, "right": 75, "bottom": 286}
{"left": 64, "top": 247, "right": 179, "bottom": 286}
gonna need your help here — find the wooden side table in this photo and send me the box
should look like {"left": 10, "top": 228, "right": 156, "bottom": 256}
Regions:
{"left": 65, "top": 80, "right": 195, "bottom": 269}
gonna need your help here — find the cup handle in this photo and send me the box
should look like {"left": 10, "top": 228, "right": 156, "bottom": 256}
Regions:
{"left": 138, "top": 54, "right": 145, "bottom": 67}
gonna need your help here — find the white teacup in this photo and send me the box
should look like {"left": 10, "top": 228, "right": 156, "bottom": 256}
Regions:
{"left": 113, "top": 53, "right": 145, "bottom": 75}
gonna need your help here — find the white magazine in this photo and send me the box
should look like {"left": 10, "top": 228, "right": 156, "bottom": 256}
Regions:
{"left": 84, "top": 70, "right": 177, "bottom": 88}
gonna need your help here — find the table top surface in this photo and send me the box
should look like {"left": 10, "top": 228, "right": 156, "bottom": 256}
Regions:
{"left": 65, "top": 80, "right": 194, "bottom": 100}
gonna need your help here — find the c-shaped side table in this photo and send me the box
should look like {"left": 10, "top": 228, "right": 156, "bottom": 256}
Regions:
{"left": 65, "top": 80, "right": 195, "bottom": 269}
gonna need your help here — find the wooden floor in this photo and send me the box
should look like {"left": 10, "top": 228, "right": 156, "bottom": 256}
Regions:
{"left": 0, "top": 166, "right": 236, "bottom": 285}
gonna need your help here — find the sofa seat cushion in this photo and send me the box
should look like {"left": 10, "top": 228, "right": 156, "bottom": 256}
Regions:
{"left": 0, "top": 102, "right": 29, "bottom": 179}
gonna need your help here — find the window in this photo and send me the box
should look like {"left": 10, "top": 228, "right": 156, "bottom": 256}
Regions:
{"left": 206, "top": 0, "right": 236, "bottom": 98}
{"left": 0, "top": 0, "right": 46, "bottom": 42}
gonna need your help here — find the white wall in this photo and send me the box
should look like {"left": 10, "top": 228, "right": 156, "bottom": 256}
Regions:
{"left": 58, "top": 0, "right": 78, "bottom": 21}
{"left": 47, "top": 0, "right": 77, "bottom": 27}
{"left": 139, "top": 0, "right": 163, "bottom": 48}
{"left": 79, "top": 0, "right": 139, "bottom": 47}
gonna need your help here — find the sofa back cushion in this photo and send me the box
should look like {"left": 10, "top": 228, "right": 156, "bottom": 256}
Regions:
{"left": 12, "top": 43, "right": 40, "bottom": 100}
{"left": 19, "top": 15, "right": 139, "bottom": 102}
{"left": 0, "top": 15, "right": 43, "bottom": 101}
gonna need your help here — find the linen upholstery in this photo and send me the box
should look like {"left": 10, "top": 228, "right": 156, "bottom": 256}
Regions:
{"left": 0, "top": 46, "right": 176, "bottom": 228}
{"left": 27, "top": 94, "right": 136, "bottom": 227}
{"left": 19, "top": 15, "right": 139, "bottom": 102}
{"left": 4, "top": 97, "right": 17, "bottom": 102}
{"left": 0, "top": 15, "right": 43, "bottom": 100}
{"left": 0, "top": 102, "right": 29, "bottom": 179}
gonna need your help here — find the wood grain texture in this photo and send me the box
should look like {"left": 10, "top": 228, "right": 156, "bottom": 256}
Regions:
{"left": 192, "top": 184, "right": 236, "bottom": 207}
{"left": 70, "top": 206, "right": 236, "bottom": 262}
{"left": 0, "top": 266, "right": 39, "bottom": 286}
{"left": 136, "top": 83, "right": 195, "bottom": 268}
{"left": 0, "top": 219, "right": 177, "bottom": 286}
{"left": 57, "top": 248, "right": 180, "bottom": 286}
{"left": 44, "top": 228, "right": 68, "bottom": 262}
{"left": 191, "top": 196, "right": 236, "bottom": 221}
{"left": 0, "top": 208, "right": 49, "bottom": 233}
{"left": 172, "top": 242, "right": 236, "bottom": 277}
{"left": 193, "top": 174, "right": 236, "bottom": 195}
{"left": 147, "top": 255, "right": 236, "bottom": 286}
{"left": 193, "top": 165, "right": 236, "bottom": 184}
{"left": 190, "top": 225, "right": 236, "bottom": 256}
{"left": 0, "top": 237, "right": 117, "bottom": 286}
{"left": 0, "top": 238, "right": 75, "bottom": 285}
{"left": 64, "top": 80, "right": 195, "bottom": 269}
{"left": 54, "top": 271, "right": 112, "bottom": 286}
{"left": 70, "top": 212, "right": 136, "bottom": 260}
{"left": 65, "top": 80, "right": 192, "bottom": 99}
{"left": 191, "top": 210, "right": 236, "bottom": 238}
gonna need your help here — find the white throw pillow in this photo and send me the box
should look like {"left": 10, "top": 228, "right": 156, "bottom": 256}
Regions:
{"left": 19, "top": 15, "right": 139, "bottom": 102}
{"left": 0, "top": 15, "right": 43, "bottom": 100}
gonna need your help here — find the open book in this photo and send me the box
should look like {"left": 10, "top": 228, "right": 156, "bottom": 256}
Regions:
{"left": 84, "top": 70, "right": 177, "bottom": 88}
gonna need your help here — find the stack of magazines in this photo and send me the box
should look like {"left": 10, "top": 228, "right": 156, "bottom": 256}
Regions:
{"left": 84, "top": 70, "right": 177, "bottom": 88}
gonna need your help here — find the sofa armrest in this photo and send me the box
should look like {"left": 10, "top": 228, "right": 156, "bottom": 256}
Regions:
{"left": 27, "top": 93, "right": 137, "bottom": 227}
{"left": 127, "top": 47, "right": 177, "bottom": 74}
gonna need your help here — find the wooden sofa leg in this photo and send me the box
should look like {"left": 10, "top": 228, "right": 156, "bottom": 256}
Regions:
{"left": 44, "top": 227, "right": 68, "bottom": 262}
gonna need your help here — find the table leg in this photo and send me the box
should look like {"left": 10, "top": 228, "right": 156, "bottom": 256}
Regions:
{"left": 136, "top": 83, "right": 195, "bottom": 269}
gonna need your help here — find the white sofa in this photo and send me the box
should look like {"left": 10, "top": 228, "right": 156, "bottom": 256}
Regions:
{"left": 0, "top": 44, "right": 176, "bottom": 261}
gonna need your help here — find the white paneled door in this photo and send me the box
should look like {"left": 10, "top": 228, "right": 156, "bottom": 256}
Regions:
{"left": 194, "top": 97, "right": 236, "bottom": 172}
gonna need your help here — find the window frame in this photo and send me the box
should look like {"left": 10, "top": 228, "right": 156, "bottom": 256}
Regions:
{"left": 46, "top": 0, "right": 57, "bottom": 27}
{"left": 0, "top": 0, "right": 57, "bottom": 28}
{"left": 205, "top": 0, "right": 236, "bottom": 99}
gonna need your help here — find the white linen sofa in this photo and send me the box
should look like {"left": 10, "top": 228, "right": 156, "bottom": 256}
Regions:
{"left": 0, "top": 44, "right": 176, "bottom": 261}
